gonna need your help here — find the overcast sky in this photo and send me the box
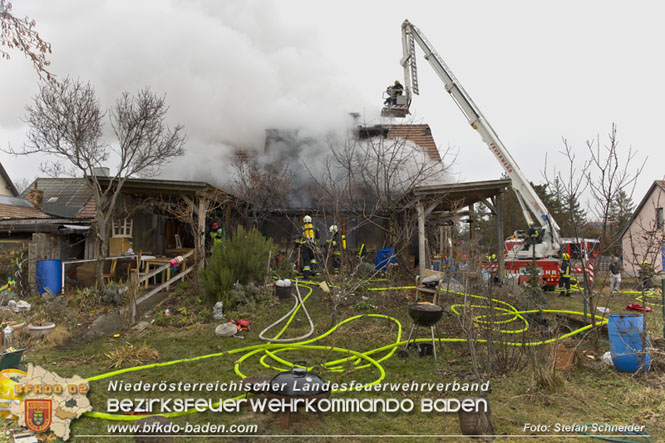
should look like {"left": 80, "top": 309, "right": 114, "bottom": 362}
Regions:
{"left": 1, "top": 1, "right": 662, "bottom": 211}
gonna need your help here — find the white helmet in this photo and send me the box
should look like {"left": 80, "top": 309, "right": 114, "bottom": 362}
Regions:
{"left": 329, "top": 225, "right": 338, "bottom": 234}
{"left": 303, "top": 215, "right": 312, "bottom": 223}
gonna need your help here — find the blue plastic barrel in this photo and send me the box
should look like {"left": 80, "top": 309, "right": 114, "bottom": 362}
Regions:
{"left": 36, "top": 259, "right": 62, "bottom": 295}
{"left": 608, "top": 313, "right": 651, "bottom": 373}
{"left": 375, "top": 247, "right": 396, "bottom": 270}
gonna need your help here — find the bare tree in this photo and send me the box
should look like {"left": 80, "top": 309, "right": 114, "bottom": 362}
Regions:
{"left": 306, "top": 127, "right": 454, "bottom": 325}
{"left": 146, "top": 188, "right": 231, "bottom": 267}
{"left": 9, "top": 78, "right": 186, "bottom": 287}
{"left": 545, "top": 124, "right": 644, "bottom": 351}
{"left": 0, "top": 0, "right": 53, "bottom": 80}
{"left": 230, "top": 154, "right": 294, "bottom": 226}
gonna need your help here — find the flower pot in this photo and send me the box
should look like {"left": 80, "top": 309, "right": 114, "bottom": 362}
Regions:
{"left": 27, "top": 322, "right": 56, "bottom": 338}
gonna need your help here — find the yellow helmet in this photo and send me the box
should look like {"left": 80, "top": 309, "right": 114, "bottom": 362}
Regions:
{"left": 562, "top": 253, "right": 570, "bottom": 260}
{"left": 642, "top": 260, "right": 649, "bottom": 266}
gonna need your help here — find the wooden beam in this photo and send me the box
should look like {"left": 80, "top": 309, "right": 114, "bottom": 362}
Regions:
{"left": 481, "top": 198, "right": 497, "bottom": 215}
{"left": 417, "top": 202, "right": 426, "bottom": 276}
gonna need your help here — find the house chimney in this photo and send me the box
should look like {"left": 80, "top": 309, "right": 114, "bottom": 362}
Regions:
{"left": 93, "top": 167, "right": 110, "bottom": 177}
{"left": 28, "top": 183, "right": 43, "bottom": 211}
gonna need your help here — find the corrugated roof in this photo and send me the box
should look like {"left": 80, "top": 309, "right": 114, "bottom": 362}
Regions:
{"left": 0, "top": 203, "right": 51, "bottom": 220}
{"left": 20, "top": 178, "right": 92, "bottom": 216}
{"left": 382, "top": 124, "right": 441, "bottom": 162}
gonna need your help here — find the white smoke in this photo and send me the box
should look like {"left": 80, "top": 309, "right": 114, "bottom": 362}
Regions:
{"left": 0, "top": 0, "right": 374, "bottom": 184}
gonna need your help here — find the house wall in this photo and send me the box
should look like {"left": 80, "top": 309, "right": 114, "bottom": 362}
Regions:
{"left": 0, "top": 179, "right": 15, "bottom": 197}
{"left": 621, "top": 186, "right": 665, "bottom": 275}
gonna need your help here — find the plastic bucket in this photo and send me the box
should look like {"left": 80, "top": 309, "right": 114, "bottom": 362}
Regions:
{"left": 375, "top": 247, "right": 396, "bottom": 270}
{"left": 36, "top": 259, "right": 62, "bottom": 295}
{"left": 275, "top": 286, "right": 292, "bottom": 300}
{"left": 608, "top": 313, "right": 651, "bottom": 373}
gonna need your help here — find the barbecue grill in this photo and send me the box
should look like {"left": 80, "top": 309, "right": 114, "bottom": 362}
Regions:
{"left": 400, "top": 302, "right": 444, "bottom": 359}
{"left": 268, "top": 361, "right": 330, "bottom": 429}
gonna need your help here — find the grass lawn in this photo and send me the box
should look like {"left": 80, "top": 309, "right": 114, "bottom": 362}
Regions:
{"left": 2, "top": 275, "right": 663, "bottom": 442}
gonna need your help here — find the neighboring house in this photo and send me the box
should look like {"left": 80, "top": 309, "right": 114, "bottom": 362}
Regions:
{"left": 619, "top": 180, "right": 665, "bottom": 275}
{"left": 0, "top": 163, "right": 19, "bottom": 197}
{"left": 2, "top": 176, "right": 241, "bottom": 292}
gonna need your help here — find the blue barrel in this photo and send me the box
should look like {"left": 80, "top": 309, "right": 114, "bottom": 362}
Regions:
{"left": 609, "top": 313, "right": 651, "bottom": 373}
{"left": 375, "top": 247, "right": 396, "bottom": 270}
{"left": 36, "top": 259, "right": 62, "bottom": 295}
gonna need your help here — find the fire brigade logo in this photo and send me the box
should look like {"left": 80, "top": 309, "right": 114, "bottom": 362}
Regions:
{"left": 25, "top": 399, "right": 52, "bottom": 433}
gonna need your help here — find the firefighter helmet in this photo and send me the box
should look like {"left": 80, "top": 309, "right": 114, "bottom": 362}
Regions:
{"left": 562, "top": 253, "right": 570, "bottom": 260}
{"left": 329, "top": 225, "right": 338, "bottom": 234}
{"left": 303, "top": 215, "right": 312, "bottom": 223}
{"left": 212, "top": 222, "right": 219, "bottom": 229}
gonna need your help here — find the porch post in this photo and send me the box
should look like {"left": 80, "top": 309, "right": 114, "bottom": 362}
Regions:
{"left": 417, "top": 202, "right": 426, "bottom": 276}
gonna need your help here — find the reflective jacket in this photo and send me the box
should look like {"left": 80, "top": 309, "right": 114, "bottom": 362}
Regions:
{"left": 560, "top": 260, "right": 571, "bottom": 278}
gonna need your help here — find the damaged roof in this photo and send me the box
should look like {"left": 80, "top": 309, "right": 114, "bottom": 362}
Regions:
{"left": 358, "top": 124, "right": 442, "bottom": 162}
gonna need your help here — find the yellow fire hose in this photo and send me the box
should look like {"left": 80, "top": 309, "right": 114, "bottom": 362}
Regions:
{"left": 83, "top": 282, "right": 607, "bottom": 421}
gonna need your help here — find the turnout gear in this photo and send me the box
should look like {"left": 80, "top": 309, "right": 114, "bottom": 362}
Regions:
{"left": 639, "top": 261, "right": 654, "bottom": 290}
{"left": 208, "top": 222, "right": 225, "bottom": 249}
{"left": 297, "top": 216, "right": 319, "bottom": 278}
{"left": 384, "top": 80, "right": 404, "bottom": 105}
{"left": 559, "top": 256, "right": 572, "bottom": 297}
{"left": 327, "top": 226, "right": 342, "bottom": 274}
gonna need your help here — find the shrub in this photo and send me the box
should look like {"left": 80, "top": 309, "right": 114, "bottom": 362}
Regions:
{"left": 199, "top": 226, "right": 276, "bottom": 308}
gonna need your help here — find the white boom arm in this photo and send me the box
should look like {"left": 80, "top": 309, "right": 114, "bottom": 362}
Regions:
{"left": 400, "top": 19, "right": 560, "bottom": 259}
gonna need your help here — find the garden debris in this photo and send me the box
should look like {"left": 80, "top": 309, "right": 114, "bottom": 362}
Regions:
{"left": 7, "top": 300, "right": 30, "bottom": 313}
{"left": 213, "top": 301, "right": 224, "bottom": 321}
{"left": 626, "top": 304, "right": 652, "bottom": 312}
{"left": 229, "top": 318, "right": 250, "bottom": 332}
{"left": 602, "top": 351, "right": 613, "bottom": 366}
{"left": 132, "top": 321, "right": 151, "bottom": 333}
{"left": 548, "top": 343, "right": 575, "bottom": 371}
{"left": 275, "top": 279, "right": 292, "bottom": 287}
{"left": 105, "top": 342, "right": 159, "bottom": 369}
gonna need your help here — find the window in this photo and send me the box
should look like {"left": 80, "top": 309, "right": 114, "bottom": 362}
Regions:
{"left": 657, "top": 207, "right": 664, "bottom": 230}
{"left": 112, "top": 217, "right": 133, "bottom": 238}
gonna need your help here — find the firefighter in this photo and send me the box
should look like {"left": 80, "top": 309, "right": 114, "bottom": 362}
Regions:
{"left": 327, "top": 225, "right": 342, "bottom": 274}
{"left": 297, "top": 215, "right": 319, "bottom": 278}
{"left": 384, "top": 80, "right": 404, "bottom": 105}
{"left": 638, "top": 260, "right": 654, "bottom": 291}
{"left": 209, "top": 222, "right": 225, "bottom": 249}
{"left": 558, "top": 252, "right": 571, "bottom": 297}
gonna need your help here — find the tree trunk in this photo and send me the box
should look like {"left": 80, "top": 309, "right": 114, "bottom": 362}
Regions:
{"left": 95, "top": 208, "right": 107, "bottom": 289}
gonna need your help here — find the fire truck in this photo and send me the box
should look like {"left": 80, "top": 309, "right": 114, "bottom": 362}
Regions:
{"left": 384, "top": 20, "right": 597, "bottom": 289}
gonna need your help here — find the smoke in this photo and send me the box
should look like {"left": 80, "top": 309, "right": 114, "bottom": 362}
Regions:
{"left": 0, "top": 1, "right": 449, "bottom": 203}
{"left": 261, "top": 126, "right": 450, "bottom": 208}
{"left": 0, "top": 0, "right": 373, "bottom": 184}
